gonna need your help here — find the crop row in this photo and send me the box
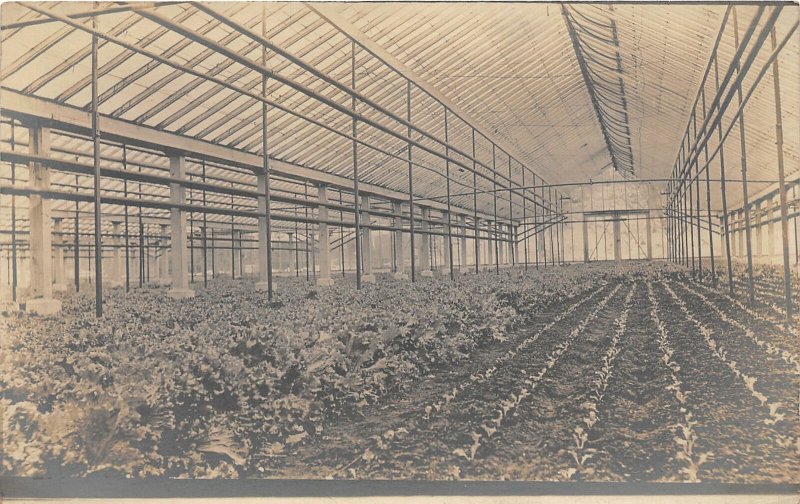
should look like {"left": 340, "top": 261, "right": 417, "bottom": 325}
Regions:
{"left": 453, "top": 283, "right": 624, "bottom": 462}
{"left": 647, "top": 282, "right": 709, "bottom": 482}
{"left": 676, "top": 282, "right": 799, "bottom": 373}
{"left": 662, "top": 282, "right": 784, "bottom": 425}
{"left": 562, "top": 283, "right": 635, "bottom": 480}
{"left": 343, "top": 284, "right": 612, "bottom": 471}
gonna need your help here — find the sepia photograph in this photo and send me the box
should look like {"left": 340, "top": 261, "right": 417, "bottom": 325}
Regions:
{"left": 0, "top": 0, "right": 798, "bottom": 501}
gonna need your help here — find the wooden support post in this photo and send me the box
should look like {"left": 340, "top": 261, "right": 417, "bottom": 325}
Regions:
{"left": 392, "top": 200, "right": 407, "bottom": 280}
{"left": 123, "top": 146, "right": 131, "bottom": 293}
{"left": 255, "top": 171, "right": 272, "bottom": 291}
{"left": 583, "top": 215, "right": 590, "bottom": 263}
{"left": 156, "top": 223, "right": 167, "bottom": 285}
{"left": 317, "top": 185, "right": 334, "bottom": 286}
{"left": 755, "top": 201, "right": 763, "bottom": 258}
{"left": 460, "top": 214, "right": 468, "bottom": 273}
{"left": 443, "top": 109, "right": 454, "bottom": 280}
{"left": 26, "top": 125, "right": 61, "bottom": 315}
{"left": 472, "top": 129, "right": 479, "bottom": 274}
{"left": 167, "top": 155, "right": 193, "bottom": 298}
{"left": 52, "top": 217, "right": 67, "bottom": 292}
{"left": 733, "top": 7, "right": 755, "bottom": 305}
{"left": 770, "top": 26, "right": 793, "bottom": 322}
{"left": 407, "top": 81, "right": 416, "bottom": 283}
{"left": 420, "top": 207, "right": 432, "bottom": 277}
{"left": 767, "top": 200, "right": 775, "bottom": 260}
{"left": 91, "top": 16, "right": 102, "bottom": 317}
{"left": 109, "top": 221, "right": 122, "bottom": 287}
{"left": 260, "top": 4, "right": 274, "bottom": 299}
{"left": 351, "top": 40, "right": 362, "bottom": 290}
{"left": 361, "top": 195, "right": 375, "bottom": 283}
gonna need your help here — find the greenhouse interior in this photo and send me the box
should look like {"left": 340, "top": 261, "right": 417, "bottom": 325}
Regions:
{"left": 0, "top": 1, "right": 799, "bottom": 488}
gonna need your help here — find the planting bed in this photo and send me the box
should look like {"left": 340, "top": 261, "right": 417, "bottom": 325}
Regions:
{"left": 1, "top": 261, "right": 797, "bottom": 483}
{"left": 711, "top": 262, "right": 800, "bottom": 319}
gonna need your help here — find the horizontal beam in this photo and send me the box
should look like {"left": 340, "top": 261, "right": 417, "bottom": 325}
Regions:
{"left": 0, "top": 88, "right": 500, "bottom": 223}
{"left": 582, "top": 209, "right": 651, "bottom": 217}
{"left": 0, "top": 184, "right": 486, "bottom": 240}
{"left": 0, "top": 149, "right": 465, "bottom": 230}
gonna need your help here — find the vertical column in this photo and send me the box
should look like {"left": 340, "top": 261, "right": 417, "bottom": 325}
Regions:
{"left": 582, "top": 215, "right": 590, "bottom": 263}
{"left": 151, "top": 232, "right": 159, "bottom": 282}
{"left": 392, "top": 201, "right": 407, "bottom": 280}
{"left": 91, "top": 18, "right": 103, "bottom": 317}
{"left": 538, "top": 221, "right": 547, "bottom": 264}
{"left": 420, "top": 207, "right": 432, "bottom": 277}
{"left": 497, "top": 225, "right": 505, "bottom": 266}
{"left": 442, "top": 210, "right": 451, "bottom": 274}
{"left": 646, "top": 211, "right": 653, "bottom": 260}
{"left": 755, "top": 201, "right": 763, "bottom": 258}
{"left": 733, "top": 7, "right": 755, "bottom": 304}
{"left": 255, "top": 172, "right": 272, "bottom": 291}
{"left": 460, "top": 214, "right": 468, "bottom": 273}
{"left": 486, "top": 224, "right": 494, "bottom": 270}
{"left": 473, "top": 217, "right": 481, "bottom": 273}
{"left": 52, "top": 217, "right": 67, "bottom": 292}
{"left": 613, "top": 217, "right": 622, "bottom": 262}
{"left": 361, "top": 195, "right": 375, "bottom": 283}
{"left": 109, "top": 221, "right": 123, "bottom": 287}
{"left": 731, "top": 211, "right": 744, "bottom": 257}
{"left": 767, "top": 199, "right": 775, "bottom": 262}
{"left": 738, "top": 210, "right": 745, "bottom": 258}
{"left": 317, "top": 185, "right": 334, "bottom": 286}
{"left": 770, "top": 26, "right": 793, "bottom": 321}
{"left": 158, "top": 224, "right": 169, "bottom": 285}
{"left": 507, "top": 224, "right": 517, "bottom": 264}
{"left": 167, "top": 155, "right": 194, "bottom": 298}
{"left": 260, "top": 5, "right": 274, "bottom": 299}
{"left": 713, "top": 53, "right": 733, "bottom": 293}
{"left": 26, "top": 125, "right": 61, "bottom": 314}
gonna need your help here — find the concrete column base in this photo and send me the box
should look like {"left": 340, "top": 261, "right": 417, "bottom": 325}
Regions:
{"left": 392, "top": 272, "right": 408, "bottom": 281}
{"left": 167, "top": 288, "right": 195, "bottom": 299}
{"left": 361, "top": 274, "right": 376, "bottom": 283}
{"left": 421, "top": 270, "right": 434, "bottom": 278}
{"left": 52, "top": 283, "right": 68, "bottom": 292}
{"left": 317, "top": 277, "right": 335, "bottom": 287}
{"left": 25, "top": 298, "right": 62, "bottom": 315}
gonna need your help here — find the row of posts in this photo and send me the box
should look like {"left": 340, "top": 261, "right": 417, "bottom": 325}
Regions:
{"left": 666, "top": 10, "right": 793, "bottom": 323}
{"left": 12, "top": 125, "right": 550, "bottom": 315}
